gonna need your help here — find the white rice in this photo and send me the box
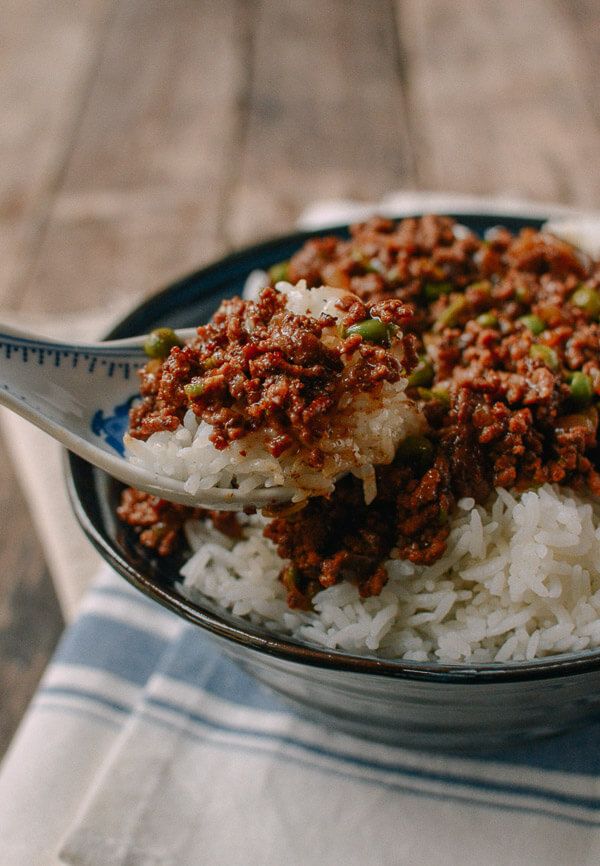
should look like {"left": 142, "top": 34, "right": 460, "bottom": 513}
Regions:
{"left": 124, "top": 280, "right": 422, "bottom": 503}
{"left": 179, "top": 483, "right": 600, "bottom": 664}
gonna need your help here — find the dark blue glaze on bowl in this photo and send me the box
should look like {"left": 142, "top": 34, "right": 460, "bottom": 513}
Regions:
{"left": 66, "top": 213, "right": 600, "bottom": 751}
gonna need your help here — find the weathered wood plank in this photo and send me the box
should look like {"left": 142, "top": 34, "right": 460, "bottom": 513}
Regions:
{"left": 395, "top": 0, "right": 600, "bottom": 205}
{"left": 0, "top": 0, "right": 109, "bottom": 758}
{"left": 0, "top": 0, "right": 114, "bottom": 310}
{"left": 19, "top": 0, "right": 247, "bottom": 314}
{"left": 556, "top": 0, "right": 600, "bottom": 123}
{"left": 226, "top": 0, "right": 416, "bottom": 246}
{"left": 0, "top": 431, "right": 64, "bottom": 759}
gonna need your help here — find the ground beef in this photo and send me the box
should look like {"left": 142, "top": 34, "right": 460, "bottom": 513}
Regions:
{"left": 117, "top": 488, "right": 242, "bottom": 557}
{"left": 118, "top": 215, "right": 600, "bottom": 609}
{"left": 128, "top": 286, "right": 413, "bottom": 462}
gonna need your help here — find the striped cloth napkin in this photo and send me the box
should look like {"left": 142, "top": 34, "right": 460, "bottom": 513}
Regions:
{"left": 2, "top": 193, "right": 600, "bottom": 865}
{"left": 2, "top": 566, "right": 600, "bottom": 865}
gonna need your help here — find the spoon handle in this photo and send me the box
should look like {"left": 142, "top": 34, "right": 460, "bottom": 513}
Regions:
{"left": 0, "top": 327, "right": 145, "bottom": 393}
{"left": 0, "top": 323, "right": 199, "bottom": 416}
{"left": 0, "top": 323, "right": 198, "bottom": 354}
{"left": 0, "top": 322, "right": 292, "bottom": 510}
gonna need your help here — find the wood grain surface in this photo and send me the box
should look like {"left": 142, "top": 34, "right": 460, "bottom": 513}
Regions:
{"left": 0, "top": 0, "right": 599, "bottom": 758}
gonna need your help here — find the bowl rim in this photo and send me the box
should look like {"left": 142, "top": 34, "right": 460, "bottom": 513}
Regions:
{"left": 66, "top": 213, "right": 600, "bottom": 684}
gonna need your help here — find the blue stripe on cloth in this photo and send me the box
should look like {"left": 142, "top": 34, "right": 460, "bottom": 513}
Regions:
{"left": 32, "top": 684, "right": 600, "bottom": 829}
{"left": 145, "top": 694, "right": 600, "bottom": 814}
{"left": 40, "top": 685, "right": 132, "bottom": 715}
{"left": 139, "top": 703, "right": 600, "bottom": 829}
{"left": 35, "top": 698, "right": 123, "bottom": 731}
{"left": 157, "top": 628, "right": 290, "bottom": 713}
{"left": 52, "top": 613, "right": 170, "bottom": 687}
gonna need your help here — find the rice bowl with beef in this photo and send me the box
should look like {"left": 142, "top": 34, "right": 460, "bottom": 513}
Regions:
{"left": 118, "top": 214, "right": 600, "bottom": 667}
{"left": 124, "top": 280, "right": 422, "bottom": 504}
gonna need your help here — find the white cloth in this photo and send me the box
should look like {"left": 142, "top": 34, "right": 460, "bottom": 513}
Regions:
{"left": 4, "top": 566, "right": 600, "bottom": 866}
{"left": 2, "top": 193, "right": 600, "bottom": 866}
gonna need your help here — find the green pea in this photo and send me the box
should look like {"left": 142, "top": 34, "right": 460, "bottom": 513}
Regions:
{"left": 476, "top": 312, "right": 499, "bottom": 328}
{"left": 143, "top": 327, "right": 182, "bottom": 359}
{"left": 519, "top": 314, "right": 545, "bottom": 335}
{"left": 424, "top": 281, "right": 453, "bottom": 300}
{"left": 418, "top": 387, "right": 451, "bottom": 408}
{"left": 431, "top": 387, "right": 451, "bottom": 408}
{"left": 416, "top": 387, "right": 434, "bottom": 400}
{"left": 569, "top": 372, "right": 593, "bottom": 407}
{"left": 571, "top": 285, "right": 600, "bottom": 319}
{"left": 435, "top": 296, "right": 467, "bottom": 330}
{"left": 345, "top": 318, "right": 392, "bottom": 344}
{"left": 281, "top": 565, "right": 300, "bottom": 592}
{"left": 396, "top": 435, "right": 435, "bottom": 468}
{"left": 268, "top": 260, "right": 290, "bottom": 284}
{"left": 407, "top": 357, "right": 434, "bottom": 388}
{"left": 184, "top": 380, "right": 205, "bottom": 399}
{"left": 529, "top": 344, "right": 560, "bottom": 371}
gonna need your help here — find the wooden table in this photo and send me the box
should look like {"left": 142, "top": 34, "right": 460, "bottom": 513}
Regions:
{"left": 1, "top": 0, "right": 599, "bottom": 758}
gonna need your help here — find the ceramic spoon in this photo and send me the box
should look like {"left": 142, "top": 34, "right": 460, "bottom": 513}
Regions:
{"left": 0, "top": 323, "right": 294, "bottom": 510}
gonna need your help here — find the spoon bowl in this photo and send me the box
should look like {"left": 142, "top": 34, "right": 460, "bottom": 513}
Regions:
{"left": 0, "top": 323, "right": 294, "bottom": 510}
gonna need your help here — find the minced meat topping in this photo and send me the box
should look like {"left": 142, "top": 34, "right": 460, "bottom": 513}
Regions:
{"left": 118, "top": 215, "right": 600, "bottom": 609}
{"left": 129, "top": 286, "right": 414, "bottom": 461}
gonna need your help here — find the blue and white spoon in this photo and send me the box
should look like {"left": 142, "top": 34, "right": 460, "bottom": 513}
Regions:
{"left": 0, "top": 324, "right": 293, "bottom": 510}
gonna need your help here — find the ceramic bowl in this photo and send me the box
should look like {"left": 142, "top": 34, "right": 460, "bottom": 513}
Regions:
{"left": 66, "top": 213, "right": 600, "bottom": 752}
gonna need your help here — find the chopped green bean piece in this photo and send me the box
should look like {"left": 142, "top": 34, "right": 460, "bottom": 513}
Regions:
{"left": 571, "top": 285, "right": 600, "bottom": 319}
{"left": 143, "top": 327, "right": 182, "bottom": 359}
{"left": 407, "top": 357, "right": 434, "bottom": 388}
{"left": 281, "top": 565, "right": 300, "bottom": 593}
{"left": 268, "top": 260, "right": 290, "bottom": 284}
{"left": 529, "top": 344, "right": 559, "bottom": 371}
{"left": 476, "top": 312, "right": 499, "bottom": 328}
{"left": 431, "top": 387, "right": 451, "bottom": 408}
{"left": 396, "top": 435, "right": 435, "bottom": 468}
{"left": 416, "top": 387, "right": 434, "bottom": 401}
{"left": 417, "top": 386, "right": 451, "bottom": 409}
{"left": 435, "top": 296, "right": 467, "bottom": 330}
{"left": 519, "top": 314, "right": 545, "bottom": 335}
{"left": 569, "top": 372, "right": 593, "bottom": 407}
{"left": 184, "top": 380, "right": 205, "bottom": 399}
{"left": 424, "top": 281, "right": 453, "bottom": 300}
{"left": 345, "top": 318, "right": 392, "bottom": 344}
